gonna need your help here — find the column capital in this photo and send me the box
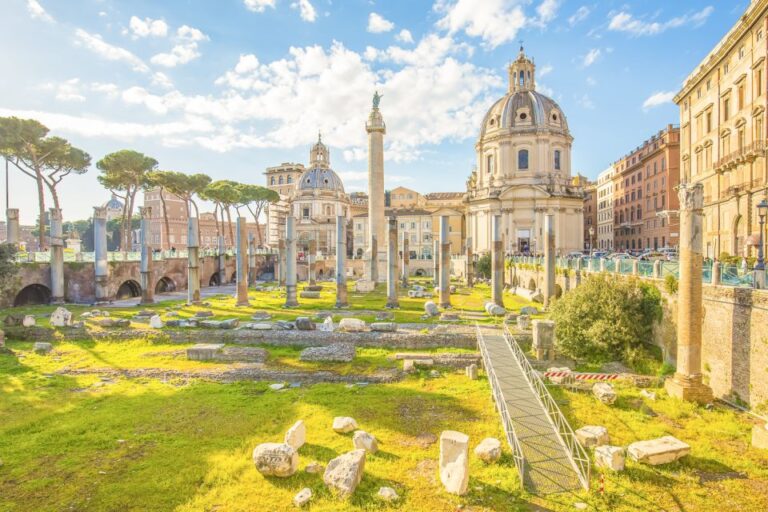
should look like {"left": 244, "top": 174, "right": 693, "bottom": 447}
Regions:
{"left": 677, "top": 182, "right": 704, "bottom": 212}
{"left": 139, "top": 206, "right": 152, "bottom": 219}
{"left": 93, "top": 206, "right": 108, "bottom": 219}
{"left": 6, "top": 208, "right": 18, "bottom": 220}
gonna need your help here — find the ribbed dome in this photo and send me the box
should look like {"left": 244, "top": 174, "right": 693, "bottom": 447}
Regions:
{"left": 480, "top": 90, "right": 569, "bottom": 139}
{"left": 296, "top": 167, "right": 345, "bottom": 193}
{"left": 103, "top": 194, "right": 124, "bottom": 211}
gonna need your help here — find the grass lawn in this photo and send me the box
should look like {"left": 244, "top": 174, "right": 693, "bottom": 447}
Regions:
{"left": 2, "top": 336, "right": 768, "bottom": 511}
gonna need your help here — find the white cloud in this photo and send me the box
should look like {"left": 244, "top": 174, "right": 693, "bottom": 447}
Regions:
{"left": 26, "top": 0, "right": 54, "bottom": 23}
{"left": 435, "top": 0, "right": 526, "bottom": 49}
{"left": 538, "top": 64, "right": 553, "bottom": 77}
{"left": 395, "top": 29, "right": 414, "bottom": 44}
{"left": 535, "top": 0, "right": 560, "bottom": 25}
{"left": 368, "top": 13, "right": 395, "bottom": 33}
{"left": 292, "top": 0, "right": 317, "bottom": 22}
{"left": 243, "top": 0, "right": 276, "bottom": 12}
{"left": 577, "top": 93, "right": 594, "bottom": 109}
{"left": 582, "top": 48, "right": 601, "bottom": 67}
{"left": 0, "top": 108, "right": 214, "bottom": 140}
{"left": 642, "top": 91, "right": 676, "bottom": 110}
{"left": 608, "top": 7, "right": 714, "bottom": 37}
{"left": 336, "top": 171, "right": 368, "bottom": 181}
{"left": 151, "top": 25, "right": 209, "bottom": 67}
{"left": 115, "top": 38, "right": 501, "bottom": 159}
{"left": 74, "top": 29, "right": 150, "bottom": 73}
{"left": 41, "top": 78, "right": 85, "bottom": 102}
{"left": 91, "top": 82, "right": 120, "bottom": 97}
{"left": 537, "top": 83, "right": 554, "bottom": 97}
{"left": 128, "top": 16, "right": 168, "bottom": 38}
{"left": 151, "top": 71, "right": 174, "bottom": 90}
{"left": 586, "top": 76, "right": 597, "bottom": 86}
{"left": 568, "top": 5, "right": 590, "bottom": 26}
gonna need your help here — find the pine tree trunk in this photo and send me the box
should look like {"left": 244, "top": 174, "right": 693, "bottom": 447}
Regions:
{"left": 35, "top": 169, "right": 46, "bottom": 250}
{"left": 159, "top": 188, "right": 170, "bottom": 250}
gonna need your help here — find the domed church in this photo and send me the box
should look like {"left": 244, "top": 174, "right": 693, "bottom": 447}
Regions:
{"left": 466, "top": 47, "right": 585, "bottom": 255}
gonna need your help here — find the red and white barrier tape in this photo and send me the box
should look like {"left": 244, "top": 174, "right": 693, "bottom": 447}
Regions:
{"left": 542, "top": 371, "right": 619, "bottom": 381}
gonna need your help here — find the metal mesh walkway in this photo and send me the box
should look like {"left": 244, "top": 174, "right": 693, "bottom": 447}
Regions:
{"left": 478, "top": 326, "right": 588, "bottom": 495}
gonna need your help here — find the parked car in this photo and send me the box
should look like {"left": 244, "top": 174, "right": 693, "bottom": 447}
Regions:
{"left": 609, "top": 252, "right": 634, "bottom": 260}
{"left": 567, "top": 251, "right": 584, "bottom": 258}
{"left": 591, "top": 250, "right": 609, "bottom": 258}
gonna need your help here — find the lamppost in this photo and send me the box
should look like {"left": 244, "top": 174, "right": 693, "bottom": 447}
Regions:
{"left": 756, "top": 199, "right": 768, "bottom": 271}
{"left": 588, "top": 226, "right": 595, "bottom": 254}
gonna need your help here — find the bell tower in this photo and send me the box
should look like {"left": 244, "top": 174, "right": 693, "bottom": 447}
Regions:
{"left": 310, "top": 132, "right": 330, "bottom": 169}
{"left": 508, "top": 46, "right": 536, "bottom": 93}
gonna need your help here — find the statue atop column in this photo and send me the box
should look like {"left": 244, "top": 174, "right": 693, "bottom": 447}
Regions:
{"left": 373, "top": 91, "right": 382, "bottom": 109}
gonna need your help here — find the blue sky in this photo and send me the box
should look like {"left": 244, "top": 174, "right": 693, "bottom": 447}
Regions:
{"left": 0, "top": 0, "right": 750, "bottom": 223}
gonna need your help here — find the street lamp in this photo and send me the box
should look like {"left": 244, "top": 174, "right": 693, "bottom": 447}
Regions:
{"left": 756, "top": 199, "right": 768, "bottom": 271}
{"left": 588, "top": 226, "right": 595, "bottom": 254}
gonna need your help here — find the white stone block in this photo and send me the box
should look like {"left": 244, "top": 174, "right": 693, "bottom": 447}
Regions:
{"left": 595, "top": 445, "right": 625, "bottom": 471}
{"left": 474, "top": 437, "right": 501, "bottom": 463}
{"left": 293, "top": 487, "right": 312, "bottom": 507}
{"left": 627, "top": 436, "right": 690, "bottom": 465}
{"left": 352, "top": 430, "right": 378, "bottom": 454}
{"left": 338, "top": 318, "right": 366, "bottom": 332}
{"left": 575, "top": 426, "right": 610, "bottom": 448}
{"left": 149, "top": 315, "right": 164, "bottom": 329}
{"left": 252, "top": 442, "right": 298, "bottom": 477}
{"left": 284, "top": 420, "right": 306, "bottom": 451}
{"left": 323, "top": 449, "right": 366, "bottom": 497}
{"left": 439, "top": 430, "right": 469, "bottom": 495}
{"left": 332, "top": 416, "right": 358, "bottom": 433}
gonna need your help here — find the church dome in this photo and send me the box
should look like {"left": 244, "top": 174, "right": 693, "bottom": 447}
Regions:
{"left": 296, "top": 167, "right": 345, "bottom": 193}
{"left": 103, "top": 193, "right": 123, "bottom": 212}
{"left": 479, "top": 47, "right": 569, "bottom": 139}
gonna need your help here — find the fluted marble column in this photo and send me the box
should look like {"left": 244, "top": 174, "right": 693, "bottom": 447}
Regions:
{"left": 335, "top": 215, "right": 348, "bottom": 308}
{"left": 466, "top": 236, "right": 474, "bottom": 288}
{"left": 386, "top": 217, "right": 399, "bottom": 308}
{"left": 235, "top": 217, "right": 249, "bottom": 306}
{"left": 187, "top": 217, "right": 201, "bottom": 304}
{"left": 492, "top": 215, "right": 504, "bottom": 308}
{"left": 366, "top": 94, "right": 386, "bottom": 283}
{"left": 248, "top": 233, "right": 256, "bottom": 285}
{"left": 139, "top": 206, "right": 154, "bottom": 305}
{"left": 49, "top": 208, "right": 64, "bottom": 304}
{"left": 6, "top": 208, "right": 19, "bottom": 245}
{"left": 401, "top": 234, "right": 410, "bottom": 287}
{"left": 665, "top": 183, "right": 713, "bottom": 404}
{"left": 93, "top": 207, "right": 110, "bottom": 304}
{"left": 543, "top": 214, "right": 555, "bottom": 309}
{"left": 284, "top": 216, "right": 298, "bottom": 307}
{"left": 439, "top": 216, "right": 451, "bottom": 308}
{"left": 308, "top": 238, "right": 317, "bottom": 286}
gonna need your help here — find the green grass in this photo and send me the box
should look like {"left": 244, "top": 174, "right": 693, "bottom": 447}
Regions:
{"left": 4, "top": 278, "right": 541, "bottom": 331}
{"left": 2, "top": 338, "right": 768, "bottom": 511}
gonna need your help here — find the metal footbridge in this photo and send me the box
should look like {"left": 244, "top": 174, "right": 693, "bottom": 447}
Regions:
{"left": 476, "top": 324, "right": 590, "bottom": 495}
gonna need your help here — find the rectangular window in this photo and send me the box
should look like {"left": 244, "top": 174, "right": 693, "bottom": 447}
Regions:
{"left": 757, "top": 69, "right": 763, "bottom": 97}
{"left": 723, "top": 97, "right": 730, "bottom": 121}
{"left": 738, "top": 84, "right": 745, "bottom": 110}
{"left": 554, "top": 150, "right": 561, "bottom": 170}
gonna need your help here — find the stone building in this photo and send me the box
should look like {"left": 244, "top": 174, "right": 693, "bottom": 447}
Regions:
{"left": 353, "top": 208, "right": 434, "bottom": 260}
{"left": 675, "top": 0, "right": 768, "bottom": 259}
{"left": 143, "top": 190, "right": 263, "bottom": 251}
{"left": 583, "top": 181, "right": 597, "bottom": 251}
{"left": 596, "top": 165, "right": 615, "bottom": 250}
{"left": 264, "top": 136, "right": 352, "bottom": 256}
{"left": 612, "top": 125, "right": 680, "bottom": 252}
{"left": 465, "top": 47, "right": 584, "bottom": 255}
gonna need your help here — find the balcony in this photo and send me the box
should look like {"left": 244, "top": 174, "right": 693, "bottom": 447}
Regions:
{"left": 719, "top": 179, "right": 764, "bottom": 200}
{"left": 714, "top": 140, "right": 766, "bottom": 171}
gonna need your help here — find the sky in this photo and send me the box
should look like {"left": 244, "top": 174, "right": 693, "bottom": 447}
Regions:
{"left": 0, "top": 0, "right": 751, "bottom": 224}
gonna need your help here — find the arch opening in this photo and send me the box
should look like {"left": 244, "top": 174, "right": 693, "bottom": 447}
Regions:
{"left": 14, "top": 284, "right": 52, "bottom": 307}
{"left": 116, "top": 280, "right": 141, "bottom": 300}
{"left": 209, "top": 272, "right": 221, "bottom": 286}
{"left": 155, "top": 276, "right": 176, "bottom": 294}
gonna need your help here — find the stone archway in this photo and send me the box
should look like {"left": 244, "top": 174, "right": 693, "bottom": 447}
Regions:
{"left": 116, "top": 280, "right": 142, "bottom": 299}
{"left": 209, "top": 272, "right": 221, "bottom": 286}
{"left": 155, "top": 276, "right": 176, "bottom": 294}
{"left": 415, "top": 269, "right": 425, "bottom": 277}
{"left": 14, "top": 284, "right": 52, "bottom": 306}
{"left": 732, "top": 214, "right": 746, "bottom": 256}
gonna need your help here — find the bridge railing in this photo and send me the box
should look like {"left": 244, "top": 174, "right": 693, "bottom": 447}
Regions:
{"left": 13, "top": 247, "right": 278, "bottom": 264}
{"left": 502, "top": 324, "right": 590, "bottom": 491}
{"left": 476, "top": 324, "right": 526, "bottom": 489}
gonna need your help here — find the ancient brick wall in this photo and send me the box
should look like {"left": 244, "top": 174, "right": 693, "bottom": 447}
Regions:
{"left": 510, "top": 264, "right": 768, "bottom": 408}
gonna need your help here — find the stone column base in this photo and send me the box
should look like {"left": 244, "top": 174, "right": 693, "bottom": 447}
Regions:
{"left": 664, "top": 374, "right": 713, "bottom": 404}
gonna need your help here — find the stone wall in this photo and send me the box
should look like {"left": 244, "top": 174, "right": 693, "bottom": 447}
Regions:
{"left": 12, "top": 255, "right": 275, "bottom": 305}
{"left": 509, "top": 264, "right": 768, "bottom": 408}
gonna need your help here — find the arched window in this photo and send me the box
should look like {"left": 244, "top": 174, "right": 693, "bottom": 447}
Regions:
{"left": 279, "top": 176, "right": 284, "bottom": 184}
{"left": 270, "top": 176, "right": 275, "bottom": 185}
{"left": 486, "top": 154, "right": 495, "bottom": 174}
{"left": 554, "top": 150, "right": 561, "bottom": 171}
{"left": 518, "top": 149, "right": 529, "bottom": 170}
{"left": 287, "top": 176, "right": 293, "bottom": 184}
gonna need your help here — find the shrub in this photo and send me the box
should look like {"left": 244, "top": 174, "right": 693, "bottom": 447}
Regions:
{"left": 550, "top": 274, "right": 662, "bottom": 363}
{"left": 476, "top": 253, "right": 491, "bottom": 279}
{"left": 664, "top": 274, "right": 678, "bottom": 294}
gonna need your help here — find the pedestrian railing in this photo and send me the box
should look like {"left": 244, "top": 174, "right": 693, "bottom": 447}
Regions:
{"left": 475, "top": 324, "right": 527, "bottom": 489}
{"left": 509, "top": 256, "right": 765, "bottom": 288}
{"left": 502, "top": 325, "right": 590, "bottom": 491}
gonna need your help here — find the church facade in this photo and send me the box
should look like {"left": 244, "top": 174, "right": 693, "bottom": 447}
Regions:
{"left": 466, "top": 48, "right": 585, "bottom": 255}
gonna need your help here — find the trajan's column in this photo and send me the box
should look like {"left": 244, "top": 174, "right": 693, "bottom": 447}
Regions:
{"left": 366, "top": 91, "right": 387, "bottom": 282}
